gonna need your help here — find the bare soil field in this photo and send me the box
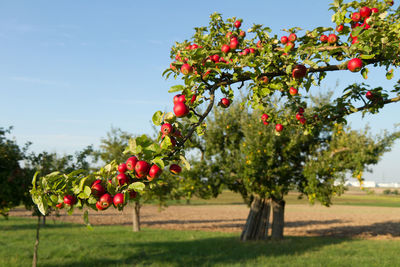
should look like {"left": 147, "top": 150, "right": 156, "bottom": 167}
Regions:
{"left": 10, "top": 203, "right": 400, "bottom": 240}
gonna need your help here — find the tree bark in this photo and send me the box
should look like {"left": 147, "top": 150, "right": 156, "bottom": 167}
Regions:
{"left": 32, "top": 215, "right": 41, "bottom": 267}
{"left": 132, "top": 201, "right": 141, "bottom": 232}
{"left": 41, "top": 215, "right": 46, "bottom": 226}
{"left": 271, "top": 198, "right": 285, "bottom": 240}
{"left": 240, "top": 196, "right": 270, "bottom": 241}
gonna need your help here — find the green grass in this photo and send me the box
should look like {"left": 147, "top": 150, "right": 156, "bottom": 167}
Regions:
{"left": 164, "top": 190, "right": 400, "bottom": 208}
{"left": 2, "top": 217, "right": 400, "bottom": 267}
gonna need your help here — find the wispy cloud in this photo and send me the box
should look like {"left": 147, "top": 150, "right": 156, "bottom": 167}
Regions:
{"left": 10, "top": 76, "right": 70, "bottom": 87}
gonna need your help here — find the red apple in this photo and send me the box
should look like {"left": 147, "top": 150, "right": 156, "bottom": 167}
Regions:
{"left": 63, "top": 195, "right": 76, "bottom": 206}
{"left": 98, "top": 193, "right": 112, "bottom": 209}
{"left": 230, "top": 39, "right": 239, "bottom": 50}
{"left": 169, "top": 164, "right": 182, "bottom": 175}
{"left": 296, "top": 113, "right": 304, "bottom": 120}
{"left": 126, "top": 156, "right": 138, "bottom": 171}
{"left": 118, "top": 163, "right": 127, "bottom": 173}
{"left": 234, "top": 20, "right": 241, "bottom": 28}
{"left": 148, "top": 164, "right": 162, "bottom": 181}
{"left": 288, "top": 33, "right": 297, "bottom": 42}
{"left": 113, "top": 193, "right": 125, "bottom": 208}
{"left": 239, "top": 30, "right": 246, "bottom": 37}
{"left": 173, "top": 102, "right": 189, "bottom": 117}
{"left": 366, "top": 91, "right": 374, "bottom": 100}
{"left": 292, "top": 64, "right": 307, "bottom": 79}
{"left": 320, "top": 35, "right": 328, "bottom": 42}
{"left": 219, "top": 98, "right": 231, "bottom": 108}
{"left": 161, "top": 123, "right": 173, "bottom": 135}
{"left": 56, "top": 203, "right": 64, "bottom": 209}
{"left": 259, "top": 76, "right": 269, "bottom": 84}
{"left": 360, "top": 6, "right": 371, "bottom": 18}
{"left": 135, "top": 160, "right": 150, "bottom": 178}
{"left": 336, "top": 24, "right": 344, "bottom": 32}
{"left": 221, "top": 44, "right": 230, "bottom": 53}
{"left": 328, "top": 34, "right": 338, "bottom": 44}
{"left": 96, "top": 201, "right": 105, "bottom": 211}
{"left": 275, "top": 124, "right": 284, "bottom": 132}
{"left": 299, "top": 117, "right": 306, "bottom": 125}
{"left": 173, "top": 94, "right": 186, "bottom": 104}
{"left": 249, "top": 48, "right": 256, "bottom": 54}
{"left": 280, "top": 36, "right": 288, "bottom": 44}
{"left": 211, "top": 54, "right": 220, "bottom": 63}
{"left": 371, "top": 8, "right": 379, "bottom": 13}
{"left": 190, "top": 94, "right": 196, "bottom": 105}
{"left": 261, "top": 113, "right": 269, "bottom": 121}
{"left": 190, "top": 43, "right": 199, "bottom": 50}
{"left": 298, "top": 107, "right": 305, "bottom": 114}
{"left": 263, "top": 121, "right": 269, "bottom": 126}
{"left": 289, "top": 87, "right": 298, "bottom": 96}
{"left": 286, "top": 42, "right": 295, "bottom": 50}
{"left": 91, "top": 181, "right": 105, "bottom": 197}
{"left": 352, "top": 12, "right": 361, "bottom": 22}
{"left": 181, "top": 63, "right": 193, "bottom": 75}
{"left": 116, "top": 173, "right": 129, "bottom": 186}
{"left": 347, "top": 58, "right": 363, "bottom": 72}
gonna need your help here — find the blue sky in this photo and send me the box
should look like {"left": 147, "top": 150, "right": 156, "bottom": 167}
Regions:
{"left": 1, "top": 0, "right": 399, "bottom": 182}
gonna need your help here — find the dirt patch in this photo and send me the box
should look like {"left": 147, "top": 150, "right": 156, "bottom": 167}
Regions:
{"left": 10, "top": 204, "right": 400, "bottom": 239}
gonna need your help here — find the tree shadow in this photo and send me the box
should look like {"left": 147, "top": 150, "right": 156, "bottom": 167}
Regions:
{"left": 41, "top": 235, "right": 349, "bottom": 267}
{"left": 305, "top": 220, "right": 400, "bottom": 238}
{"left": 0, "top": 220, "right": 84, "bottom": 231}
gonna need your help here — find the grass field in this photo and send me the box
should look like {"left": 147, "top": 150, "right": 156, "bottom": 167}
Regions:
{"left": 2, "top": 217, "right": 400, "bottom": 267}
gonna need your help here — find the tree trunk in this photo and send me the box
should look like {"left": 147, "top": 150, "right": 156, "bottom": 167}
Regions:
{"left": 32, "top": 215, "right": 41, "bottom": 267}
{"left": 41, "top": 215, "right": 46, "bottom": 226}
{"left": 271, "top": 198, "right": 285, "bottom": 240}
{"left": 240, "top": 196, "right": 270, "bottom": 241}
{"left": 132, "top": 201, "right": 141, "bottom": 232}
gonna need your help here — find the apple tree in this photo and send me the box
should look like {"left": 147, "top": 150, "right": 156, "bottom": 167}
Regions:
{"left": 31, "top": 0, "right": 400, "bottom": 240}
{"left": 197, "top": 98, "right": 399, "bottom": 240}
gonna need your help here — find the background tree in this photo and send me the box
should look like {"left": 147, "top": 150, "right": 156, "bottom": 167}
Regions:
{"left": 198, "top": 98, "right": 400, "bottom": 240}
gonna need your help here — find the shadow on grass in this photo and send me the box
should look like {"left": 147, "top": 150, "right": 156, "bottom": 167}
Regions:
{"left": 41, "top": 235, "right": 349, "bottom": 267}
{"left": 0, "top": 219, "right": 84, "bottom": 231}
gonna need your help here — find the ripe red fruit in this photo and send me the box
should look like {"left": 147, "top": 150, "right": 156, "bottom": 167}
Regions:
{"left": 261, "top": 113, "right": 269, "bottom": 121}
{"left": 366, "top": 91, "right": 374, "bottom": 100}
{"left": 118, "top": 163, "right": 127, "bottom": 173}
{"left": 351, "top": 37, "right": 359, "bottom": 44}
{"left": 352, "top": 12, "right": 361, "bottom": 22}
{"left": 221, "top": 44, "right": 230, "bottom": 53}
{"left": 219, "top": 98, "right": 231, "bottom": 108}
{"left": 299, "top": 117, "right": 306, "bottom": 125}
{"left": 288, "top": 33, "right": 297, "bottom": 42}
{"left": 347, "top": 58, "right": 363, "bottom": 72}
{"left": 98, "top": 193, "right": 113, "bottom": 209}
{"left": 249, "top": 48, "right": 256, "bottom": 54}
{"left": 135, "top": 160, "right": 150, "bottom": 178}
{"left": 63, "top": 195, "right": 76, "bottom": 206}
{"left": 113, "top": 193, "right": 125, "bottom": 208}
{"left": 234, "top": 20, "right": 241, "bottom": 28}
{"left": 320, "top": 35, "right": 328, "bottom": 42}
{"left": 336, "top": 24, "right": 344, "bottom": 32}
{"left": 298, "top": 107, "right": 305, "bottom": 114}
{"left": 328, "top": 34, "right": 338, "bottom": 44}
{"left": 181, "top": 63, "right": 193, "bottom": 75}
{"left": 211, "top": 54, "right": 220, "bottom": 63}
{"left": 230, "top": 39, "right": 239, "bottom": 50}
{"left": 387, "top": 0, "right": 394, "bottom": 6}
{"left": 256, "top": 40, "right": 263, "bottom": 48}
{"left": 173, "top": 102, "right": 189, "bottom": 117}
{"left": 148, "top": 164, "right": 162, "bottom": 181}
{"left": 226, "top": 32, "right": 232, "bottom": 39}
{"left": 292, "top": 64, "right": 307, "bottom": 79}
{"left": 239, "top": 30, "right": 246, "bottom": 37}
{"left": 56, "top": 203, "right": 64, "bottom": 209}
{"left": 275, "top": 124, "right": 284, "bottom": 132}
{"left": 259, "top": 76, "right": 269, "bottom": 84}
{"left": 91, "top": 181, "right": 105, "bottom": 197}
{"left": 128, "top": 190, "right": 137, "bottom": 199}
{"left": 190, "top": 43, "right": 199, "bottom": 50}
{"left": 286, "top": 42, "right": 295, "bottom": 50}
{"left": 360, "top": 6, "right": 372, "bottom": 18}
{"left": 96, "top": 201, "right": 105, "bottom": 211}
{"left": 190, "top": 94, "right": 197, "bottom": 105}
{"left": 280, "top": 36, "right": 288, "bottom": 44}
{"left": 126, "top": 156, "right": 138, "bottom": 171}
{"left": 161, "top": 123, "right": 173, "bottom": 135}
{"left": 116, "top": 173, "right": 129, "bottom": 186}
{"left": 263, "top": 121, "right": 269, "bottom": 126}
{"left": 169, "top": 164, "right": 182, "bottom": 175}
{"left": 170, "top": 62, "right": 177, "bottom": 71}
{"left": 289, "top": 87, "right": 298, "bottom": 96}
{"left": 173, "top": 94, "right": 186, "bottom": 104}
{"left": 371, "top": 8, "right": 379, "bottom": 13}
{"left": 296, "top": 113, "right": 304, "bottom": 120}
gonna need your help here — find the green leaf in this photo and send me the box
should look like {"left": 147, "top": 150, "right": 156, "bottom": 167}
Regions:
{"left": 180, "top": 155, "right": 191, "bottom": 170}
{"left": 83, "top": 210, "right": 93, "bottom": 230}
{"left": 360, "top": 54, "right": 375, "bottom": 60}
{"left": 152, "top": 157, "right": 165, "bottom": 169}
{"left": 79, "top": 176, "right": 89, "bottom": 192}
{"left": 152, "top": 111, "right": 164, "bottom": 126}
{"left": 361, "top": 68, "right": 369, "bottom": 80}
{"left": 32, "top": 171, "right": 39, "bottom": 189}
{"left": 37, "top": 196, "right": 47, "bottom": 215}
{"left": 128, "top": 182, "right": 145, "bottom": 193}
{"left": 168, "top": 85, "right": 185, "bottom": 93}
{"left": 386, "top": 69, "right": 393, "bottom": 80}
